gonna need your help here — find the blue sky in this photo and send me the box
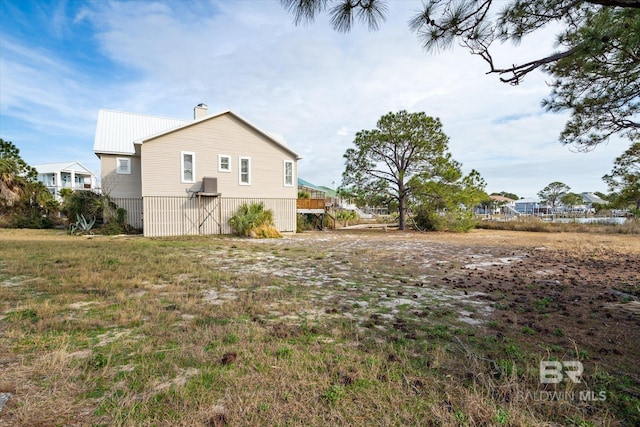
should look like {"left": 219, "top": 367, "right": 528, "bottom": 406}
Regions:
{"left": 0, "top": 0, "right": 630, "bottom": 198}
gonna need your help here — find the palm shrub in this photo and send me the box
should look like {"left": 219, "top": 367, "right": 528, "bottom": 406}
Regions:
{"left": 63, "top": 191, "right": 107, "bottom": 225}
{"left": 229, "top": 202, "right": 281, "bottom": 238}
{"left": 336, "top": 209, "right": 358, "bottom": 226}
{"left": 61, "top": 190, "right": 135, "bottom": 234}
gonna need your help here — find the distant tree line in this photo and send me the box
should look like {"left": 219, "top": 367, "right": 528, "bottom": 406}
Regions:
{"left": 338, "top": 114, "right": 640, "bottom": 227}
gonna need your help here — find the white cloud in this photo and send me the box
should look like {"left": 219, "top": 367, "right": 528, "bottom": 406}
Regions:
{"left": 0, "top": 0, "right": 627, "bottom": 197}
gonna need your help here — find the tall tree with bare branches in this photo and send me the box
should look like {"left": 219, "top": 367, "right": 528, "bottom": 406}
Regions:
{"left": 281, "top": 0, "right": 640, "bottom": 148}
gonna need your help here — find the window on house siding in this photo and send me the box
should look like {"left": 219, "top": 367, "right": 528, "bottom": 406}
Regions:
{"left": 116, "top": 157, "right": 131, "bottom": 174}
{"left": 239, "top": 157, "right": 250, "bottom": 185}
{"left": 181, "top": 151, "right": 195, "bottom": 183}
{"left": 284, "top": 160, "right": 294, "bottom": 186}
{"left": 218, "top": 154, "right": 231, "bottom": 172}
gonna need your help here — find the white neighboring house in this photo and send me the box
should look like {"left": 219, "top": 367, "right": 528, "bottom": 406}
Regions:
{"left": 581, "top": 192, "right": 609, "bottom": 211}
{"left": 33, "top": 162, "right": 98, "bottom": 201}
{"left": 489, "top": 195, "right": 517, "bottom": 215}
{"left": 514, "top": 198, "right": 542, "bottom": 215}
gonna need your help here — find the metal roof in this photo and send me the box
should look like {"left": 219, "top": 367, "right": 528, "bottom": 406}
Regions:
{"left": 93, "top": 109, "right": 190, "bottom": 155}
{"left": 318, "top": 186, "right": 337, "bottom": 197}
{"left": 32, "top": 161, "right": 95, "bottom": 175}
{"left": 297, "top": 178, "right": 325, "bottom": 191}
{"left": 93, "top": 109, "right": 300, "bottom": 159}
{"left": 489, "top": 195, "right": 515, "bottom": 202}
{"left": 581, "top": 192, "right": 608, "bottom": 204}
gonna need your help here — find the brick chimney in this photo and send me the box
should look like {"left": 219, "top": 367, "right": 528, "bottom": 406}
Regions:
{"left": 194, "top": 103, "right": 208, "bottom": 120}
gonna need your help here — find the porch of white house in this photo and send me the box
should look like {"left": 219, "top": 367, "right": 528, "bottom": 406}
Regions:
{"left": 39, "top": 171, "right": 95, "bottom": 200}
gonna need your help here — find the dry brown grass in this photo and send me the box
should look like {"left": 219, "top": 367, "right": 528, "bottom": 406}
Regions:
{"left": 476, "top": 217, "right": 640, "bottom": 235}
{"left": 397, "top": 227, "right": 640, "bottom": 254}
{"left": 0, "top": 229, "right": 638, "bottom": 426}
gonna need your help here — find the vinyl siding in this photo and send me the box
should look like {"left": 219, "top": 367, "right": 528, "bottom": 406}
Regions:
{"left": 141, "top": 114, "right": 297, "bottom": 199}
{"left": 111, "top": 198, "right": 143, "bottom": 230}
{"left": 100, "top": 154, "right": 142, "bottom": 198}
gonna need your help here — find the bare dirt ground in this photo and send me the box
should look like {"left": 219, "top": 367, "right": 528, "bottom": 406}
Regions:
{"left": 197, "top": 229, "right": 640, "bottom": 390}
{"left": 1, "top": 228, "right": 639, "bottom": 425}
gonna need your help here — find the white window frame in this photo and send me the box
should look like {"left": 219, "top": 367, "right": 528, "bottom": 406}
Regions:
{"left": 239, "top": 157, "right": 251, "bottom": 185}
{"left": 181, "top": 151, "right": 196, "bottom": 183}
{"left": 218, "top": 154, "right": 231, "bottom": 173}
{"left": 283, "top": 160, "right": 294, "bottom": 187}
{"left": 116, "top": 157, "right": 131, "bottom": 175}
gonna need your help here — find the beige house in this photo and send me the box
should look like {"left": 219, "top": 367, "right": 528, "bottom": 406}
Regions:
{"left": 93, "top": 104, "right": 300, "bottom": 236}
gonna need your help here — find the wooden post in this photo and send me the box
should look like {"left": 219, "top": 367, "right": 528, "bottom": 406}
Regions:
{"left": 198, "top": 194, "right": 202, "bottom": 235}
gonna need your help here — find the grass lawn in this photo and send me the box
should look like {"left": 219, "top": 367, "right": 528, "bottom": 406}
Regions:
{"left": 1, "top": 229, "right": 639, "bottom": 426}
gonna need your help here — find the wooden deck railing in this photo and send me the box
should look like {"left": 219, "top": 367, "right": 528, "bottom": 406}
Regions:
{"left": 296, "top": 198, "right": 325, "bottom": 210}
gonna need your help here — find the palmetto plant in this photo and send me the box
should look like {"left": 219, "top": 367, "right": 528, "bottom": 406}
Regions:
{"left": 336, "top": 209, "right": 358, "bottom": 226}
{"left": 229, "top": 202, "right": 276, "bottom": 237}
